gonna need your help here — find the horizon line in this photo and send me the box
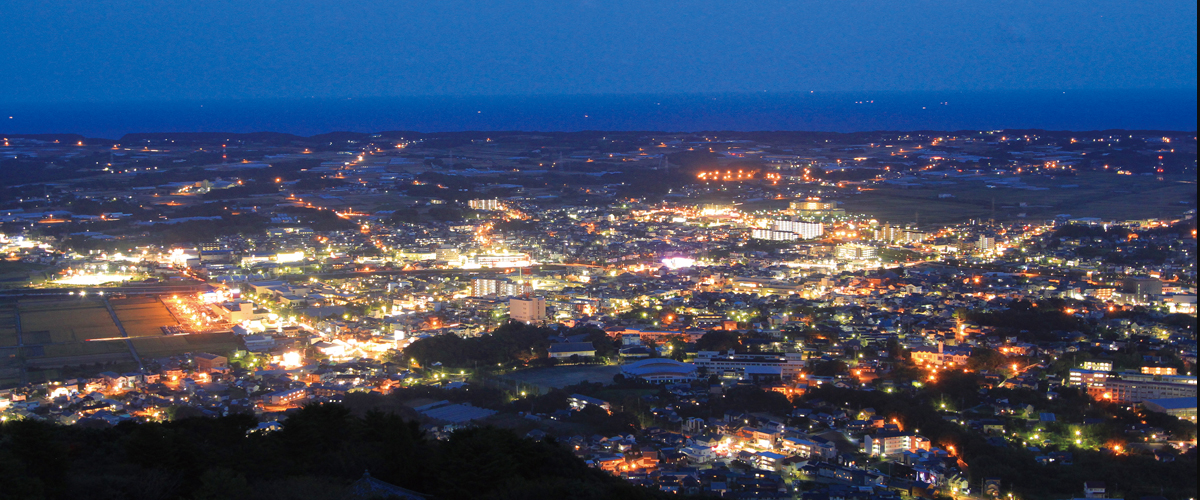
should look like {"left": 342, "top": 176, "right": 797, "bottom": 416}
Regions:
{"left": 1, "top": 88, "right": 1197, "bottom": 107}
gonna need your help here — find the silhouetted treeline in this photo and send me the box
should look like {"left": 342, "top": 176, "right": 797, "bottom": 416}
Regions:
{"left": 402, "top": 321, "right": 616, "bottom": 368}
{"left": 0, "top": 403, "right": 680, "bottom": 500}
{"left": 963, "top": 299, "right": 1088, "bottom": 335}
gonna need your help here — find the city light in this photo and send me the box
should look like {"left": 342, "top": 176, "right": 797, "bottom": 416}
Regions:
{"left": 661, "top": 257, "right": 696, "bottom": 270}
{"left": 54, "top": 273, "right": 134, "bottom": 285}
{"left": 0, "top": 106, "right": 1190, "bottom": 497}
{"left": 280, "top": 352, "right": 302, "bottom": 368}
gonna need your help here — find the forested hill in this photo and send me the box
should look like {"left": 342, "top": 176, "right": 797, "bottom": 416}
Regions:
{"left": 0, "top": 403, "right": 678, "bottom": 500}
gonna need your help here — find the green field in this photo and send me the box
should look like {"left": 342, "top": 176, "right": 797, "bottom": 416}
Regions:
{"left": 840, "top": 173, "right": 1196, "bottom": 224}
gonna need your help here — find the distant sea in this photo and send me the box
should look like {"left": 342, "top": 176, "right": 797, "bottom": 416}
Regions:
{"left": 1, "top": 90, "right": 1195, "bottom": 139}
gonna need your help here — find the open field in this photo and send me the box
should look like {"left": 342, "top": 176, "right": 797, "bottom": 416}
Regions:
{"left": 13, "top": 298, "right": 128, "bottom": 367}
{"left": 129, "top": 337, "right": 191, "bottom": 358}
{"left": 589, "top": 387, "right": 661, "bottom": 403}
{"left": 26, "top": 361, "right": 142, "bottom": 384}
{"left": 0, "top": 347, "right": 20, "bottom": 371}
{"left": 302, "top": 192, "right": 417, "bottom": 212}
{"left": 23, "top": 351, "right": 134, "bottom": 369}
{"left": 0, "top": 261, "right": 49, "bottom": 289}
{"left": 6, "top": 296, "right": 237, "bottom": 367}
{"left": 40, "top": 340, "right": 129, "bottom": 358}
{"left": 112, "top": 297, "right": 179, "bottom": 338}
{"left": 0, "top": 304, "right": 17, "bottom": 347}
{"left": 130, "top": 332, "right": 241, "bottom": 359}
{"left": 502, "top": 365, "right": 621, "bottom": 391}
{"left": 839, "top": 173, "right": 1196, "bottom": 224}
{"left": 0, "top": 345, "right": 18, "bottom": 386}
{"left": 18, "top": 299, "right": 120, "bottom": 343}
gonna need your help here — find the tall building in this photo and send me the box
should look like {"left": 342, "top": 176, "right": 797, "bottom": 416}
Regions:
{"left": 875, "top": 225, "right": 903, "bottom": 241}
{"left": 473, "top": 278, "right": 501, "bottom": 297}
{"left": 875, "top": 224, "right": 925, "bottom": 243}
{"left": 469, "top": 199, "right": 502, "bottom": 211}
{"left": 473, "top": 278, "right": 531, "bottom": 297}
{"left": 835, "top": 243, "right": 877, "bottom": 260}
{"left": 865, "top": 431, "right": 931, "bottom": 456}
{"left": 977, "top": 236, "right": 996, "bottom": 252}
{"left": 772, "top": 220, "right": 824, "bottom": 239}
{"left": 435, "top": 246, "right": 460, "bottom": 262}
{"left": 789, "top": 200, "right": 846, "bottom": 218}
{"left": 789, "top": 200, "right": 834, "bottom": 211}
{"left": 509, "top": 296, "right": 547, "bottom": 323}
{"left": 751, "top": 228, "right": 798, "bottom": 241}
{"left": 1121, "top": 277, "right": 1163, "bottom": 298}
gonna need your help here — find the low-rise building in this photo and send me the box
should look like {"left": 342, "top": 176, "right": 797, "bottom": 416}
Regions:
{"left": 548, "top": 342, "right": 595, "bottom": 359}
{"left": 568, "top": 394, "right": 611, "bottom": 412}
{"left": 1141, "top": 397, "right": 1198, "bottom": 421}
{"left": 864, "top": 431, "right": 931, "bottom": 456}
{"left": 509, "top": 296, "right": 547, "bottom": 323}
{"left": 1088, "top": 378, "right": 1197, "bottom": 404}
{"left": 266, "top": 387, "right": 307, "bottom": 405}
{"left": 215, "top": 301, "right": 268, "bottom": 323}
{"left": 194, "top": 352, "right": 228, "bottom": 372}
{"left": 1082, "top": 359, "right": 1114, "bottom": 372}
{"left": 621, "top": 358, "right": 698, "bottom": 383}
{"left": 910, "top": 341, "right": 971, "bottom": 366}
{"left": 694, "top": 351, "right": 805, "bottom": 380}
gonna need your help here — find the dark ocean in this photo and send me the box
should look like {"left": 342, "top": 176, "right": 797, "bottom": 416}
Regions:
{"left": 1, "top": 90, "right": 1194, "bottom": 139}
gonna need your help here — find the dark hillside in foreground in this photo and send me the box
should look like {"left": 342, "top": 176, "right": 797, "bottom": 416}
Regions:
{"left": 0, "top": 403, "right": 679, "bottom": 500}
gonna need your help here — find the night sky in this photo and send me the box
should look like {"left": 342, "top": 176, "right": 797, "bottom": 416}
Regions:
{"left": 2, "top": 0, "right": 1195, "bottom": 103}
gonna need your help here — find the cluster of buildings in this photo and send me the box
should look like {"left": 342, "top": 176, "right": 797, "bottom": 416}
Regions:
{"left": 0, "top": 351, "right": 409, "bottom": 427}
{"left": 1067, "top": 359, "right": 1197, "bottom": 419}
{"left": 535, "top": 389, "right": 966, "bottom": 497}
{"left": 0, "top": 130, "right": 1194, "bottom": 497}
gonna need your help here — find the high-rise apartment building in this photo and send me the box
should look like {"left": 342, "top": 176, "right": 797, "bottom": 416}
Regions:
{"left": 509, "top": 296, "right": 547, "bottom": 323}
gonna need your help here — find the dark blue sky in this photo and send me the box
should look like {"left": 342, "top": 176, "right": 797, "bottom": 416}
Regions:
{"left": 2, "top": 0, "right": 1195, "bottom": 103}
